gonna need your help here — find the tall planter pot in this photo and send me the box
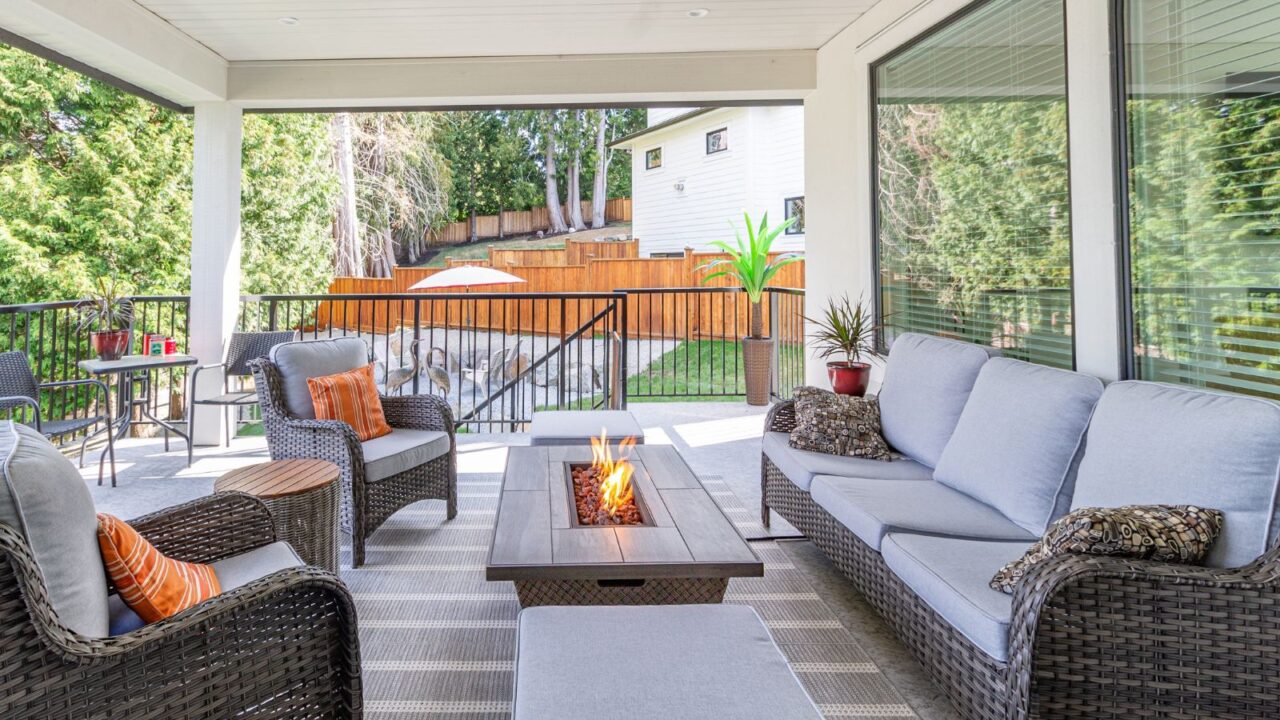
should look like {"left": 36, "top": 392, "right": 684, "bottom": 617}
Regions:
{"left": 742, "top": 337, "right": 773, "bottom": 406}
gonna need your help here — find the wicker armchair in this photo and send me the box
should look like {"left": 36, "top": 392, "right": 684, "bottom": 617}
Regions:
{"left": 762, "top": 398, "right": 1280, "bottom": 720}
{"left": 251, "top": 349, "right": 457, "bottom": 568}
{"left": 0, "top": 492, "right": 361, "bottom": 719}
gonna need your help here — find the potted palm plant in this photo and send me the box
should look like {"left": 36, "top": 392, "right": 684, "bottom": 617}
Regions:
{"left": 805, "top": 294, "right": 878, "bottom": 396}
{"left": 699, "top": 212, "right": 801, "bottom": 405}
{"left": 78, "top": 277, "right": 134, "bottom": 361}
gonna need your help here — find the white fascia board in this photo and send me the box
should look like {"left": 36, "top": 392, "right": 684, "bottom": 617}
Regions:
{"left": 227, "top": 51, "right": 815, "bottom": 110}
{"left": 0, "top": 0, "right": 227, "bottom": 104}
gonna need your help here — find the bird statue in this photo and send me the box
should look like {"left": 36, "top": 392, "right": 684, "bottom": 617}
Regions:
{"left": 428, "top": 346, "right": 448, "bottom": 371}
{"left": 487, "top": 348, "right": 508, "bottom": 387}
{"left": 384, "top": 339, "right": 422, "bottom": 396}
{"left": 389, "top": 334, "right": 405, "bottom": 364}
{"left": 425, "top": 350, "right": 451, "bottom": 398}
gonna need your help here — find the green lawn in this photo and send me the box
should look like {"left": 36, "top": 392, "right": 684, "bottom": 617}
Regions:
{"left": 417, "top": 235, "right": 566, "bottom": 267}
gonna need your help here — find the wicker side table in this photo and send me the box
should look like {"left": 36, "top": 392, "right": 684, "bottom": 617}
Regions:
{"left": 214, "top": 459, "right": 340, "bottom": 573}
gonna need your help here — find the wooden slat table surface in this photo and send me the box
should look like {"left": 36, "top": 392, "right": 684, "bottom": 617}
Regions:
{"left": 215, "top": 459, "right": 339, "bottom": 499}
{"left": 487, "top": 445, "right": 763, "bottom": 582}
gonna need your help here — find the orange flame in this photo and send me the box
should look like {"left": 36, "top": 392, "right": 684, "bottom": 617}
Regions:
{"left": 590, "top": 429, "right": 637, "bottom": 518}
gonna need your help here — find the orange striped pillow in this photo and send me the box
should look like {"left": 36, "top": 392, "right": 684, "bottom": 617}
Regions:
{"left": 97, "top": 513, "right": 221, "bottom": 624}
{"left": 306, "top": 363, "right": 392, "bottom": 441}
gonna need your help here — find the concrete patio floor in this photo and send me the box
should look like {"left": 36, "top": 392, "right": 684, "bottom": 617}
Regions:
{"left": 75, "top": 400, "right": 959, "bottom": 720}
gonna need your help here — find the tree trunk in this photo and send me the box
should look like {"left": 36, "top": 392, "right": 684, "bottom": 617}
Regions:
{"left": 469, "top": 207, "right": 478, "bottom": 244}
{"left": 567, "top": 142, "right": 586, "bottom": 231}
{"left": 591, "top": 112, "right": 608, "bottom": 229}
{"left": 498, "top": 205, "right": 505, "bottom": 239}
{"left": 543, "top": 116, "right": 569, "bottom": 234}
{"left": 331, "top": 113, "right": 362, "bottom": 277}
{"left": 368, "top": 115, "right": 395, "bottom": 278}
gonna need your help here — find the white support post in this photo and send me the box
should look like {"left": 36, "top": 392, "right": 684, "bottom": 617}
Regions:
{"left": 189, "top": 102, "right": 243, "bottom": 447}
{"left": 1065, "top": 0, "right": 1125, "bottom": 381}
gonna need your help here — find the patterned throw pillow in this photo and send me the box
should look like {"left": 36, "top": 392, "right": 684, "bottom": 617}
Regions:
{"left": 990, "top": 504, "right": 1224, "bottom": 594}
{"left": 788, "top": 386, "right": 891, "bottom": 461}
{"left": 306, "top": 363, "right": 392, "bottom": 441}
{"left": 97, "top": 513, "right": 222, "bottom": 624}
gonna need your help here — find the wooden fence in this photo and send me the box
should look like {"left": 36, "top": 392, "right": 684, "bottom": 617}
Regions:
{"left": 319, "top": 247, "right": 804, "bottom": 341}
{"left": 425, "top": 198, "right": 631, "bottom": 244}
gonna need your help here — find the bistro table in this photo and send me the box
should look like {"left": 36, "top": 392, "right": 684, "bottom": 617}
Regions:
{"left": 214, "top": 460, "right": 341, "bottom": 573}
{"left": 78, "top": 354, "right": 198, "bottom": 481}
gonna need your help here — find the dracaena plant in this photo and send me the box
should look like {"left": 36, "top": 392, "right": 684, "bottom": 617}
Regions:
{"left": 698, "top": 212, "right": 802, "bottom": 339}
{"left": 76, "top": 276, "right": 134, "bottom": 333}
{"left": 805, "top": 294, "right": 879, "bottom": 365}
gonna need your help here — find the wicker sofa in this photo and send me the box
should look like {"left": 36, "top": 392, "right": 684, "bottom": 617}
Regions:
{"left": 762, "top": 333, "right": 1280, "bottom": 720}
{"left": 0, "top": 421, "right": 360, "bottom": 719}
{"left": 251, "top": 336, "right": 458, "bottom": 568}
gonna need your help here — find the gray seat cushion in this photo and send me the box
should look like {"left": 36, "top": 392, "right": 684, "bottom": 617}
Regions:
{"left": 811, "top": 476, "right": 1035, "bottom": 551}
{"left": 211, "top": 541, "right": 305, "bottom": 590}
{"left": 514, "top": 604, "right": 822, "bottom": 720}
{"left": 881, "top": 533, "right": 1029, "bottom": 662}
{"left": 0, "top": 422, "right": 109, "bottom": 638}
{"left": 110, "top": 541, "right": 304, "bottom": 635}
{"left": 933, "top": 358, "right": 1104, "bottom": 535}
{"left": 763, "top": 431, "right": 932, "bottom": 491}
{"left": 363, "top": 428, "right": 451, "bottom": 483}
{"left": 1071, "top": 381, "right": 1280, "bottom": 568}
{"left": 877, "top": 333, "right": 999, "bottom": 468}
{"left": 269, "top": 337, "right": 369, "bottom": 419}
{"left": 529, "top": 410, "right": 645, "bottom": 445}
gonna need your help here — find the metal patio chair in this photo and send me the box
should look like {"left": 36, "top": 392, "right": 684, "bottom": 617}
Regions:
{"left": 186, "top": 330, "right": 295, "bottom": 464}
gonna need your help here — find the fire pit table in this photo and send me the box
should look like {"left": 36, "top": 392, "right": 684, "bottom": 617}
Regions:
{"left": 487, "top": 444, "right": 763, "bottom": 606}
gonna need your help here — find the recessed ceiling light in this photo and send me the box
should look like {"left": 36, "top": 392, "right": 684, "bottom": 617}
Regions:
{"left": 278, "top": 16, "right": 299, "bottom": 26}
{"left": 687, "top": 8, "right": 710, "bottom": 18}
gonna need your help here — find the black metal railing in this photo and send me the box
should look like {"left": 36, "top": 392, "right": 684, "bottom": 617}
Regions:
{"left": 0, "top": 286, "right": 807, "bottom": 437}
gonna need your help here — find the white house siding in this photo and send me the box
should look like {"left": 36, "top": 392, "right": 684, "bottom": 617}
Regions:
{"left": 624, "top": 106, "right": 805, "bottom": 256}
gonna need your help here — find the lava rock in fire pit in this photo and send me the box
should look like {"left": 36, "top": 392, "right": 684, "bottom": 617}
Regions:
{"left": 571, "top": 465, "right": 644, "bottom": 526}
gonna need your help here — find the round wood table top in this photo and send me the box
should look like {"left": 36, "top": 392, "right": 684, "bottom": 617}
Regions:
{"left": 214, "top": 459, "right": 340, "bottom": 499}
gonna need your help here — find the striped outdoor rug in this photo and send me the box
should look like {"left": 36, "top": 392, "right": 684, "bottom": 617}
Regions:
{"left": 340, "top": 473, "right": 917, "bottom": 720}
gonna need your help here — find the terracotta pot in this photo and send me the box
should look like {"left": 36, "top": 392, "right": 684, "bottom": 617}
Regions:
{"left": 827, "top": 361, "right": 871, "bottom": 397}
{"left": 91, "top": 330, "right": 130, "bottom": 361}
{"left": 742, "top": 336, "right": 773, "bottom": 406}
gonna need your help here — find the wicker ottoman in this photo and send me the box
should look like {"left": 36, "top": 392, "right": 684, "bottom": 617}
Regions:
{"left": 214, "top": 459, "right": 340, "bottom": 573}
{"left": 529, "top": 410, "right": 644, "bottom": 446}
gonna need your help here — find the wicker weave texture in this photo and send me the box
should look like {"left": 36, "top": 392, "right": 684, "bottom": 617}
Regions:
{"left": 264, "top": 479, "right": 340, "bottom": 573}
{"left": 514, "top": 577, "right": 729, "bottom": 607}
{"left": 0, "top": 492, "right": 361, "bottom": 719}
{"left": 251, "top": 357, "right": 458, "bottom": 568}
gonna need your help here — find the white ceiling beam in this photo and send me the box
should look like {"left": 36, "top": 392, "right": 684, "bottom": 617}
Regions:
{"left": 0, "top": 0, "right": 226, "bottom": 105}
{"left": 227, "top": 51, "right": 815, "bottom": 109}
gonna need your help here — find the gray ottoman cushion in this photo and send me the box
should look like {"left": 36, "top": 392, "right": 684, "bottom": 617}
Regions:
{"left": 763, "top": 432, "right": 933, "bottom": 491}
{"left": 514, "top": 604, "right": 821, "bottom": 720}
{"left": 933, "top": 358, "right": 1104, "bottom": 534}
{"left": 211, "top": 541, "right": 305, "bottom": 590}
{"left": 362, "top": 428, "right": 451, "bottom": 482}
{"left": 529, "top": 410, "right": 644, "bottom": 445}
{"left": 1071, "top": 381, "right": 1280, "bottom": 568}
{"left": 0, "top": 421, "right": 109, "bottom": 638}
{"left": 811, "top": 476, "right": 1035, "bottom": 551}
{"left": 877, "top": 333, "right": 999, "bottom": 468}
{"left": 268, "top": 337, "right": 369, "bottom": 419}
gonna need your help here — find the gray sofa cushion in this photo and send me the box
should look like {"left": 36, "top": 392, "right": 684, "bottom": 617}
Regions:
{"left": 269, "top": 337, "right": 369, "bottom": 419}
{"left": 881, "top": 533, "right": 1029, "bottom": 662}
{"left": 1071, "top": 381, "right": 1280, "bottom": 568}
{"left": 0, "top": 422, "right": 109, "bottom": 638}
{"left": 877, "top": 333, "right": 999, "bottom": 468}
{"left": 810, "top": 476, "right": 1035, "bottom": 551}
{"left": 933, "top": 358, "right": 1103, "bottom": 535}
{"left": 763, "top": 431, "right": 933, "bottom": 491}
{"left": 529, "top": 410, "right": 645, "bottom": 445}
{"left": 363, "top": 428, "right": 451, "bottom": 483}
{"left": 514, "top": 604, "right": 822, "bottom": 720}
{"left": 211, "top": 541, "right": 305, "bottom": 589}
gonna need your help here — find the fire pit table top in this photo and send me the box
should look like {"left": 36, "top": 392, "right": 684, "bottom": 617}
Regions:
{"left": 486, "top": 445, "right": 764, "bottom": 583}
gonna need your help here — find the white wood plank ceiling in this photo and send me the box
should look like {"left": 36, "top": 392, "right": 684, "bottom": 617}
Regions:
{"left": 132, "top": 0, "right": 881, "bottom": 61}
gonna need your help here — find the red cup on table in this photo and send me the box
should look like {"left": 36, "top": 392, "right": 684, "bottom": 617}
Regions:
{"left": 164, "top": 337, "right": 177, "bottom": 355}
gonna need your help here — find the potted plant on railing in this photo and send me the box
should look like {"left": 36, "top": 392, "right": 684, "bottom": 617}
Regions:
{"left": 805, "top": 294, "right": 878, "bottom": 396}
{"left": 699, "top": 212, "right": 801, "bottom": 405}
{"left": 77, "top": 277, "right": 134, "bottom": 361}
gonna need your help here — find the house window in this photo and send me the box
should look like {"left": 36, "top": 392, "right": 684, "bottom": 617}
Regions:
{"left": 645, "top": 147, "right": 662, "bottom": 170}
{"left": 871, "top": 0, "right": 1072, "bottom": 368}
{"left": 705, "top": 127, "right": 728, "bottom": 155}
{"left": 784, "top": 197, "right": 805, "bottom": 234}
{"left": 1121, "top": 0, "right": 1280, "bottom": 400}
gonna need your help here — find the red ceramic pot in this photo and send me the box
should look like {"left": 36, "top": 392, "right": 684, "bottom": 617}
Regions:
{"left": 827, "top": 361, "right": 871, "bottom": 396}
{"left": 91, "top": 330, "right": 130, "bottom": 361}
